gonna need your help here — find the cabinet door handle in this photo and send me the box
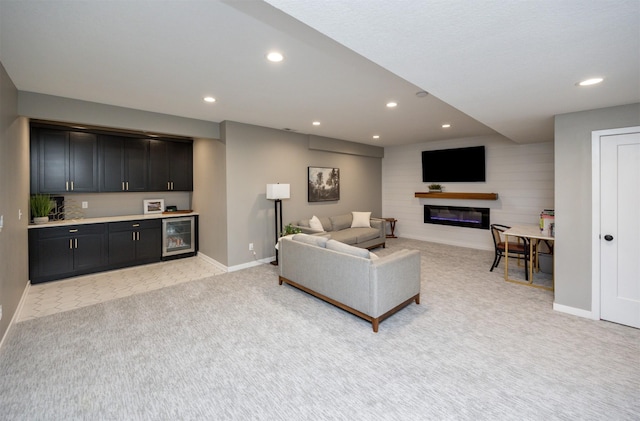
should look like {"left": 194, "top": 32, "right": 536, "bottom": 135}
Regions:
{"left": 70, "top": 181, "right": 74, "bottom": 191}
{"left": 136, "top": 232, "right": 140, "bottom": 241}
{"left": 75, "top": 238, "right": 78, "bottom": 248}
{"left": 132, "top": 223, "right": 140, "bottom": 227}
{"left": 126, "top": 181, "right": 129, "bottom": 191}
{"left": 132, "top": 232, "right": 136, "bottom": 241}
{"left": 66, "top": 181, "right": 69, "bottom": 191}
{"left": 69, "top": 239, "right": 73, "bottom": 249}
{"left": 69, "top": 229, "right": 78, "bottom": 233}
{"left": 171, "top": 181, "right": 174, "bottom": 190}
{"left": 122, "top": 181, "right": 125, "bottom": 191}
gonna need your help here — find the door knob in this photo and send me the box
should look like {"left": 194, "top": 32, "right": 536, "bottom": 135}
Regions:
{"left": 604, "top": 235, "right": 614, "bottom": 241}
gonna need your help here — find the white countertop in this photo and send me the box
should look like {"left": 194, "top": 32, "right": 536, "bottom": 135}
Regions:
{"left": 28, "top": 212, "right": 198, "bottom": 229}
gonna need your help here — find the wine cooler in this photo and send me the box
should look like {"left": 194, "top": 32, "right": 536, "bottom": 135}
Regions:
{"left": 162, "top": 216, "right": 196, "bottom": 258}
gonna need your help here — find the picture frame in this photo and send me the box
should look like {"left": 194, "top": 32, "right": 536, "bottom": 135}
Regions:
{"left": 143, "top": 199, "right": 164, "bottom": 214}
{"left": 308, "top": 166, "right": 340, "bottom": 202}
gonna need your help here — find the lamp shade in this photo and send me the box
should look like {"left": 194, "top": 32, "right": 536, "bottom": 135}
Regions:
{"left": 266, "top": 183, "right": 290, "bottom": 200}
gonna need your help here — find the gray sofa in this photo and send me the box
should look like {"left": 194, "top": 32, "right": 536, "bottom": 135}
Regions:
{"left": 278, "top": 234, "right": 421, "bottom": 332}
{"left": 290, "top": 213, "right": 386, "bottom": 250}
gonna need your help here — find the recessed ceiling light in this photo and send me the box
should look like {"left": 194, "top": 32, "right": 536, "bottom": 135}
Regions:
{"left": 312, "top": 121, "right": 321, "bottom": 126}
{"left": 373, "top": 135, "right": 380, "bottom": 139}
{"left": 267, "top": 51, "right": 284, "bottom": 62}
{"left": 442, "top": 124, "right": 451, "bottom": 128}
{"left": 416, "top": 91, "right": 429, "bottom": 98}
{"left": 386, "top": 102, "right": 397, "bottom": 108}
{"left": 577, "top": 77, "right": 603, "bottom": 86}
{"left": 203, "top": 96, "right": 216, "bottom": 103}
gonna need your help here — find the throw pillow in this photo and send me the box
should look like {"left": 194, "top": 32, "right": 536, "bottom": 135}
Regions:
{"left": 292, "top": 233, "right": 329, "bottom": 248}
{"left": 309, "top": 215, "right": 324, "bottom": 232}
{"left": 326, "top": 239, "right": 370, "bottom": 258}
{"left": 351, "top": 211, "right": 371, "bottom": 228}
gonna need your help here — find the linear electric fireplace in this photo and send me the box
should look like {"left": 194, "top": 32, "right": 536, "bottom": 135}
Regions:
{"left": 424, "top": 205, "right": 490, "bottom": 230}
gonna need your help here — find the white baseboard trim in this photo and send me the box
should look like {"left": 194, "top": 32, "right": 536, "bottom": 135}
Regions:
{"left": 197, "top": 252, "right": 228, "bottom": 272}
{"left": 0, "top": 281, "right": 31, "bottom": 350}
{"left": 553, "top": 302, "right": 598, "bottom": 320}
{"left": 228, "top": 257, "right": 274, "bottom": 272}
{"left": 197, "top": 252, "right": 274, "bottom": 273}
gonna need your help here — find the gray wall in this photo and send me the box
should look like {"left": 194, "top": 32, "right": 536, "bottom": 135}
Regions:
{"left": 192, "top": 136, "right": 228, "bottom": 265}
{"left": 0, "top": 62, "right": 30, "bottom": 342}
{"left": 554, "top": 103, "right": 640, "bottom": 312}
{"left": 222, "top": 121, "right": 383, "bottom": 268}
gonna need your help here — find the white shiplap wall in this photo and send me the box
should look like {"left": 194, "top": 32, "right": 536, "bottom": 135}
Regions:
{"left": 382, "top": 135, "right": 554, "bottom": 250}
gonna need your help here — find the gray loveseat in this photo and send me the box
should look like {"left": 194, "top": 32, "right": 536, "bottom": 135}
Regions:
{"left": 278, "top": 234, "right": 421, "bottom": 332}
{"left": 290, "top": 213, "right": 386, "bottom": 250}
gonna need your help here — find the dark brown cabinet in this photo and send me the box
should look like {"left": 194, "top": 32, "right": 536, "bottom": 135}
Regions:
{"left": 32, "top": 128, "right": 98, "bottom": 194}
{"left": 148, "top": 140, "right": 193, "bottom": 191}
{"left": 31, "top": 122, "right": 193, "bottom": 194}
{"left": 28, "top": 224, "right": 108, "bottom": 283}
{"left": 108, "top": 219, "right": 161, "bottom": 267}
{"left": 100, "top": 135, "right": 149, "bottom": 192}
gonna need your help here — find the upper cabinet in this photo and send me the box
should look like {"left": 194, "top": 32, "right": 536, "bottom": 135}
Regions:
{"left": 31, "top": 128, "right": 98, "bottom": 194}
{"left": 30, "top": 122, "right": 193, "bottom": 194}
{"left": 100, "top": 135, "right": 149, "bottom": 192}
{"left": 149, "top": 140, "right": 193, "bottom": 191}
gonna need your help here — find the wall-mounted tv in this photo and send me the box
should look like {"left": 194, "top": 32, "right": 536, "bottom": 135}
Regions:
{"left": 422, "top": 146, "right": 486, "bottom": 182}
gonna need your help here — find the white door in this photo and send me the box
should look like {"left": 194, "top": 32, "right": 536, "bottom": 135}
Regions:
{"left": 600, "top": 131, "right": 640, "bottom": 328}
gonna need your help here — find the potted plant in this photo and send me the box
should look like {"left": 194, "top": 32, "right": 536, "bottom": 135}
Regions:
{"left": 30, "top": 194, "right": 54, "bottom": 224}
{"left": 428, "top": 183, "right": 443, "bottom": 192}
{"left": 281, "top": 223, "right": 302, "bottom": 237}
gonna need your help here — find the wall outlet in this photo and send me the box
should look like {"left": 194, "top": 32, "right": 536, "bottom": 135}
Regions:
{"left": 249, "top": 243, "right": 254, "bottom": 251}
{"left": 82, "top": 201, "right": 89, "bottom": 209}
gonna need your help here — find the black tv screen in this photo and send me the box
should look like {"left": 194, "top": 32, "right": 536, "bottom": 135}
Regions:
{"left": 422, "top": 146, "right": 486, "bottom": 182}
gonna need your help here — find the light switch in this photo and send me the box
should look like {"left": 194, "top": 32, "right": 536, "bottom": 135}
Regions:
{"left": 82, "top": 201, "right": 88, "bottom": 209}
{"left": 0, "top": 214, "right": 3, "bottom": 232}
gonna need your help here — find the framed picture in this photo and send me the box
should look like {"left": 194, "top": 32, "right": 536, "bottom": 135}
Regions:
{"left": 308, "top": 167, "right": 340, "bottom": 202}
{"left": 143, "top": 199, "right": 164, "bottom": 214}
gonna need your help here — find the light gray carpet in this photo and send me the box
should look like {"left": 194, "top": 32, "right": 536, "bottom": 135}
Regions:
{"left": 1, "top": 238, "right": 638, "bottom": 420}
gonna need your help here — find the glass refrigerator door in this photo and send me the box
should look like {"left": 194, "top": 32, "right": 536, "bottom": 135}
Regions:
{"left": 163, "top": 217, "right": 195, "bottom": 256}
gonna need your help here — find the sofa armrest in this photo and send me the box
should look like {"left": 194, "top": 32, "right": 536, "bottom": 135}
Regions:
{"left": 369, "top": 249, "right": 421, "bottom": 317}
{"left": 290, "top": 225, "right": 325, "bottom": 235}
{"left": 370, "top": 218, "right": 386, "bottom": 239}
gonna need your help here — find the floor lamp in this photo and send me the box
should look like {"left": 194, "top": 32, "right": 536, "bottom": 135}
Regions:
{"left": 267, "top": 183, "right": 290, "bottom": 266}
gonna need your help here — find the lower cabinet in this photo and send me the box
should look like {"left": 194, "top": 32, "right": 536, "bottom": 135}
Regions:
{"left": 29, "top": 224, "right": 108, "bottom": 284}
{"left": 108, "top": 219, "right": 162, "bottom": 267}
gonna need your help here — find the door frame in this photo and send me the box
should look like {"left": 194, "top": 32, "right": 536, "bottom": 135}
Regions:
{"left": 591, "top": 126, "right": 640, "bottom": 320}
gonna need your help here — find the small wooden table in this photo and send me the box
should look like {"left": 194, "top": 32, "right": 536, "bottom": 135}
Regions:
{"left": 504, "top": 225, "right": 555, "bottom": 291}
{"left": 384, "top": 218, "right": 397, "bottom": 238}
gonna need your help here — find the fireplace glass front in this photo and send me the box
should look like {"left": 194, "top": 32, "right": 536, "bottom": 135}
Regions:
{"left": 424, "top": 205, "right": 490, "bottom": 230}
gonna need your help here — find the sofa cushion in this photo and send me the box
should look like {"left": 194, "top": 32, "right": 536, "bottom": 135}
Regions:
{"left": 317, "top": 216, "right": 332, "bottom": 232}
{"left": 326, "top": 239, "right": 370, "bottom": 259}
{"left": 327, "top": 230, "right": 358, "bottom": 245}
{"left": 351, "top": 211, "right": 371, "bottom": 228}
{"left": 353, "top": 227, "right": 381, "bottom": 243}
{"left": 309, "top": 215, "right": 324, "bottom": 232}
{"left": 329, "top": 214, "right": 352, "bottom": 231}
{"left": 296, "top": 219, "right": 310, "bottom": 228}
{"left": 292, "top": 233, "right": 329, "bottom": 248}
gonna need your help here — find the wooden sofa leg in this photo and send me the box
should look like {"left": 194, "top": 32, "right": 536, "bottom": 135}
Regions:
{"left": 415, "top": 294, "right": 420, "bottom": 305}
{"left": 372, "top": 318, "right": 379, "bottom": 333}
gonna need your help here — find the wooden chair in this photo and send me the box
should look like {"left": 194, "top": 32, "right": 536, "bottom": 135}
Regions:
{"left": 489, "top": 224, "right": 530, "bottom": 280}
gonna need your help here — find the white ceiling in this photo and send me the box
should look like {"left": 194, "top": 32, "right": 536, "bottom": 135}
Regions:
{"left": 0, "top": 0, "right": 638, "bottom": 147}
